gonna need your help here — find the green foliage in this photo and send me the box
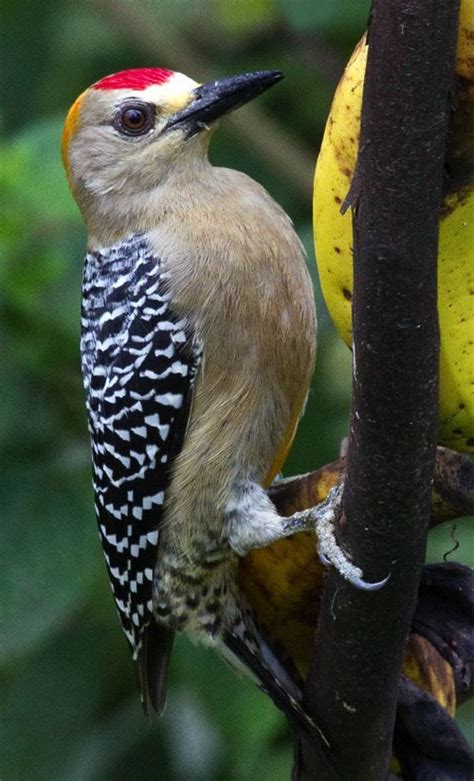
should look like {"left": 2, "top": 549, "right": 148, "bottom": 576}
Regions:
{"left": 277, "top": 0, "right": 369, "bottom": 40}
{"left": 1, "top": 1, "right": 472, "bottom": 778}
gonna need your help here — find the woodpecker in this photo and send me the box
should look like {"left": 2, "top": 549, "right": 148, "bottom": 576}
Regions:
{"left": 62, "top": 67, "right": 358, "bottom": 735}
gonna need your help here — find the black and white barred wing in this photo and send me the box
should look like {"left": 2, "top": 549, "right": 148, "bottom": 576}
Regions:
{"left": 81, "top": 234, "right": 200, "bottom": 661}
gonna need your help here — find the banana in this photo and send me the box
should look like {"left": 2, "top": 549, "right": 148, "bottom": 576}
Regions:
{"left": 313, "top": 1, "right": 474, "bottom": 453}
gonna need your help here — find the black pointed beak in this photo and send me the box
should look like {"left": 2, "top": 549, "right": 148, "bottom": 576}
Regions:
{"left": 165, "top": 70, "right": 283, "bottom": 136}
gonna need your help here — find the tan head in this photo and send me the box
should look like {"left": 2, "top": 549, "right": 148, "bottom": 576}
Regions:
{"left": 62, "top": 67, "right": 283, "bottom": 242}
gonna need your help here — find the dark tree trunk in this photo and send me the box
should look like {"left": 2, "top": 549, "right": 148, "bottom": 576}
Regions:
{"left": 294, "top": 1, "right": 460, "bottom": 777}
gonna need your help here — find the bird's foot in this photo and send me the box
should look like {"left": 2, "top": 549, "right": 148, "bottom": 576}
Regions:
{"left": 312, "top": 483, "right": 390, "bottom": 592}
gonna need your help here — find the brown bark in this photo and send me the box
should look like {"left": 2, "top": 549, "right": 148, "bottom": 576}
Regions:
{"left": 293, "top": 1, "right": 460, "bottom": 777}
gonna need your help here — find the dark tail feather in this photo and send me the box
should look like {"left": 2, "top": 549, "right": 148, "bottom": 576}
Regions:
{"left": 223, "top": 631, "right": 330, "bottom": 747}
{"left": 138, "top": 624, "right": 175, "bottom": 716}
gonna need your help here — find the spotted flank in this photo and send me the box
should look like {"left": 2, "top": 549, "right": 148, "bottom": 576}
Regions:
{"left": 81, "top": 233, "right": 200, "bottom": 656}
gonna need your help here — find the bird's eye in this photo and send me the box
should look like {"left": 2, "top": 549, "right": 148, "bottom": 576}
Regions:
{"left": 115, "top": 102, "right": 155, "bottom": 137}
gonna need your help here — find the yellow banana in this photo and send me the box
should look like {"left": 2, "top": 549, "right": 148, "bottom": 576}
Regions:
{"left": 314, "top": 2, "right": 474, "bottom": 453}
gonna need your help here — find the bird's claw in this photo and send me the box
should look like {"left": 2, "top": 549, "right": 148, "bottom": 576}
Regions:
{"left": 314, "top": 484, "right": 390, "bottom": 592}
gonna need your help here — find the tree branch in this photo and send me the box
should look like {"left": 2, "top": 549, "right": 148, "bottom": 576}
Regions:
{"left": 268, "top": 446, "right": 474, "bottom": 527}
{"left": 294, "top": 1, "right": 460, "bottom": 778}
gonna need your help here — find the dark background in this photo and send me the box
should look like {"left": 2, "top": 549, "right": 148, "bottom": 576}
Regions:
{"left": 1, "top": 1, "right": 472, "bottom": 778}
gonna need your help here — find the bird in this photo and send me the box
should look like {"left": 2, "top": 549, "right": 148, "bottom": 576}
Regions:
{"left": 61, "top": 67, "right": 474, "bottom": 777}
{"left": 62, "top": 65, "right": 329, "bottom": 732}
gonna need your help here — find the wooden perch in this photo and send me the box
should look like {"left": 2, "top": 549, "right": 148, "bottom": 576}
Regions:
{"left": 292, "top": 1, "right": 461, "bottom": 778}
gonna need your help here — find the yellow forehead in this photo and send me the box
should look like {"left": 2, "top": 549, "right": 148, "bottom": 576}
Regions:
{"left": 138, "top": 72, "right": 199, "bottom": 112}
{"left": 61, "top": 89, "right": 88, "bottom": 172}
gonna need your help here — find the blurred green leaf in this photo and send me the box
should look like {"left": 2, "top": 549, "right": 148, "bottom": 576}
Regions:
{"left": 0, "top": 465, "right": 99, "bottom": 662}
{"left": 427, "top": 517, "right": 474, "bottom": 568}
{"left": 6, "top": 117, "right": 80, "bottom": 221}
{"left": 0, "top": 612, "right": 138, "bottom": 780}
{"left": 277, "top": 0, "right": 370, "bottom": 38}
{"left": 214, "top": 0, "right": 277, "bottom": 33}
